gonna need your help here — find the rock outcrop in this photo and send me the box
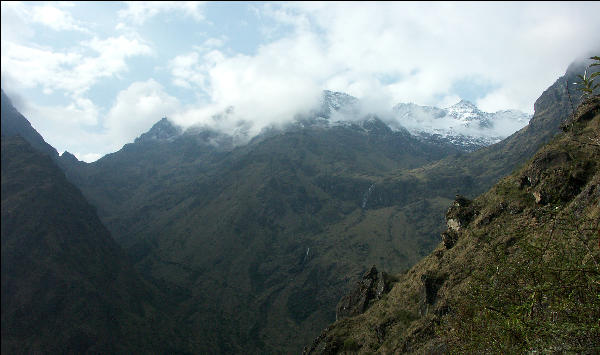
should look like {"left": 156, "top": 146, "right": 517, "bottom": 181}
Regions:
{"left": 441, "top": 195, "right": 477, "bottom": 249}
{"left": 519, "top": 96, "right": 599, "bottom": 206}
{"left": 335, "top": 265, "right": 395, "bottom": 321}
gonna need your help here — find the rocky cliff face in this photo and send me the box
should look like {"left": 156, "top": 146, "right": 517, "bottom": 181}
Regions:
{"left": 335, "top": 266, "right": 395, "bottom": 321}
{"left": 304, "top": 96, "right": 599, "bottom": 353}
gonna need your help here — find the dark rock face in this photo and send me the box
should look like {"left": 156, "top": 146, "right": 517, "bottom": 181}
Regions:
{"left": 421, "top": 272, "right": 446, "bottom": 306}
{"left": 561, "top": 95, "right": 600, "bottom": 131}
{"left": 441, "top": 230, "right": 459, "bottom": 249}
{"left": 335, "top": 265, "right": 394, "bottom": 321}
{"left": 441, "top": 195, "right": 477, "bottom": 249}
{"left": 521, "top": 151, "right": 571, "bottom": 189}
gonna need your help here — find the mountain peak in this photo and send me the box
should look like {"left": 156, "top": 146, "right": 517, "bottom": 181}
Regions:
{"left": 446, "top": 100, "right": 481, "bottom": 116}
{"left": 134, "top": 117, "right": 182, "bottom": 144}
{"left": 319, "top": 90, "right": 359, "bottom": 117}
{"left": 450, "top": 99, "right": 477, "bottom": 109}
{"left": 1, "top": 88, "right": 59, "bottom": 158}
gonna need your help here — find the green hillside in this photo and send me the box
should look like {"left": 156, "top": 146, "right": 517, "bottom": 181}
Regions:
{"left": 304, "top": 96, "right": 599, "bottom": 353}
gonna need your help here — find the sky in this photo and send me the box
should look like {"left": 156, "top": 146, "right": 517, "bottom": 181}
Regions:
{"left": 1, "top": 1, "right": 599, "bottom": 162}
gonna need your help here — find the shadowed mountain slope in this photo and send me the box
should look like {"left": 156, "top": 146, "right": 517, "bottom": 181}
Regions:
{"left": 1, "top": 90, "right": 58, "bottom": 158}
{"left": 1, "top": 136, "right": 184, "bottom": 353}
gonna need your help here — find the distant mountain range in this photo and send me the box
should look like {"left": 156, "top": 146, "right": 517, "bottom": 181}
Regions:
{"left": 392, "top": 100, "right": 530, "bottom": 151}
{"left": 129, "top": 89, "right": 530, "bottom": 156}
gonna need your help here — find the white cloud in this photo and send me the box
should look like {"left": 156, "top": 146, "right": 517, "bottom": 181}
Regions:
{"left": 169, "top": 52, "right": 206, "bottom": 89}
{"left": 15, "top": 80, "right": 180, "bottom": 162}
{"left": 263, "top": 2, "right": 600, "bottom": 114}
{"left": 1, "top": 35, "right": 152, "bottom": 96}
{"left": 31, "top": 4, "right": 89, "bottom": 32}
{"left": 19, "top": 98, "right": 103, "bottom": 160}
{"left": 104, "top": 79, "right": 180, "bottom": 151}
{"left": 119, "top": 1, "right": 206, "bottom": 25}
{"left": 1, "top": 2, "right": 89, "bottom": 37}
{"left": 3, "top": 2, "right": 600, "bottom": 161}
{"left": 156, "top": 2, "right": 600, "bottom": 141}
{"left": 167, "top": 31, "right": 328, "bottom": 136}
{"left": 0, "top": 2, "right": 35, "bottom": 42}
{"left": 75, "top": 152, "right": 104, "bottom": 163}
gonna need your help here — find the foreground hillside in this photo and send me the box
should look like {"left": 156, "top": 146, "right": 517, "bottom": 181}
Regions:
{"left": 305, "top": 96, "right": 599, "bottom": 353}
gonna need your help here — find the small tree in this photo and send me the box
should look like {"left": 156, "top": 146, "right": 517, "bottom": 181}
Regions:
{"left": 575, "top": 56, "right": 600, "bottom": 100}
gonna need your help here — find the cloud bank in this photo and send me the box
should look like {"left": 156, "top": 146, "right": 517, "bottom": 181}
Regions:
{"left": 1, "top": 2, "right": 599, "bottom": 161}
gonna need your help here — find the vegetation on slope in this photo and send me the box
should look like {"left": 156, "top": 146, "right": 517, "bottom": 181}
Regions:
{"left": 59, "top": 117, "right": 457, "bottom": 353}
{"left": 304, "top": 95, "right": 599, "bottom": 354}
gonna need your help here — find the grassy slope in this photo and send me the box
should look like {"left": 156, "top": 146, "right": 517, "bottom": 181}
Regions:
{"left": 305, "top": 96, "right": 599, "bottom": 354}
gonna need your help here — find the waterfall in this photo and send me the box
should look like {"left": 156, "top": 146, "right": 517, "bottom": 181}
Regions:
{"left": 362, "top": 183, "right": 375, "bottom": 209}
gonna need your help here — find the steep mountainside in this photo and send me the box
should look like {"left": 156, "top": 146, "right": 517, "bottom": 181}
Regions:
{"left": 1, "top": 90, "right": 58, "bottom": 158}
{"left": 304, "top": 96, "right": 599, "bottom": 353}
{"left": 1, "top": 136, "right": 183, "bottom": 353}
{"left": 59, "top": 112, "right": 459, "bottom": 353}
{"left": 365, "top": 59, "right": 591, "bottom": 211}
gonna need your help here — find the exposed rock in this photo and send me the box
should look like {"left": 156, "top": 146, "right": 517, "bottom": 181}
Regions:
{"left": 477, "top": 202, "right": 507, "bottom": 226}
{"left": 302, "top": 326, "right": 340, "bottom": 355}
{"left": 335, "top": 265, "right": 394, "bottom": 321}
{"left": 441, "top": 230, "right": 458, "bottom": 249}
{"left": 521, "top": 151, "right": 571, "bottom": 188}
{"left": 561, "top": 94, "right": 600, "bottom": 131}
{"left": 441, "top": 195, "right": 477, "bottom": 249}
{"left": 134, "top": 117, "right": 182, "bottom": 143}
{"left": 421, "top": 272, "right": 446, "bottom": 306}
{"left": 446, "top": 195, "right": 476, "bottom": 229}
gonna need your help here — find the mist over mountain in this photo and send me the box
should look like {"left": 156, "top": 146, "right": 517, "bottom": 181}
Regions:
{"left": 392, "top": 100, "right": 530, "bottom": 151}
{"left": 120, "top": 89, "right": 531, "bottom": 157}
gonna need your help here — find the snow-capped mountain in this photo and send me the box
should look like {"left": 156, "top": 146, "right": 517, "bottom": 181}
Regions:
{"left": 319, "top": 90, "right": 360, "bottom": 118}
{"left": 133, "top": 91, "right": 530, "bottom": 153}
{"left": 392, "top": 100, "right": 530, "bottom": 151}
